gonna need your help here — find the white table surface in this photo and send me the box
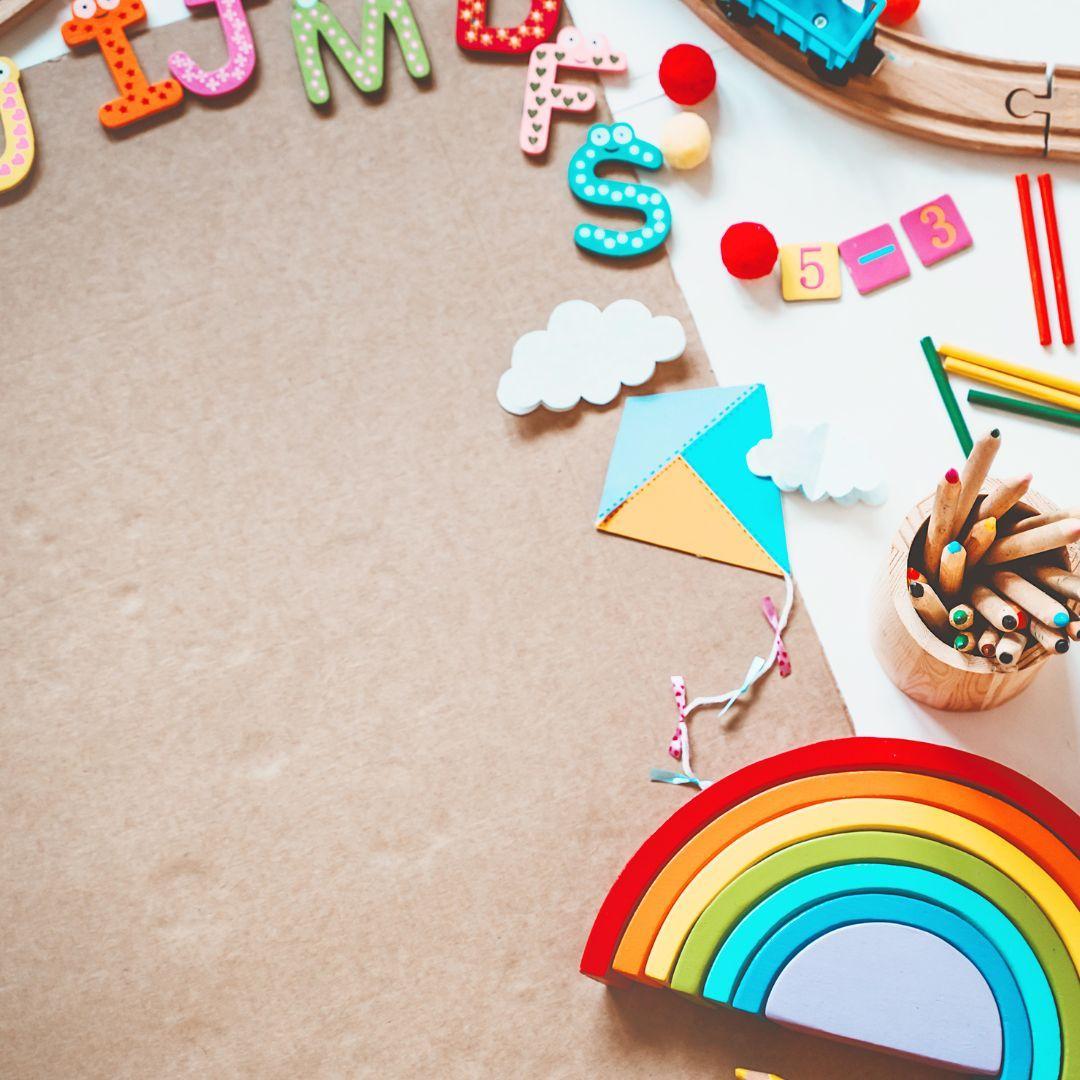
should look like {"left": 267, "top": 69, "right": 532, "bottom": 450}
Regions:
{"left": 9, "top": 0, "right": 1080, "bottom": 804}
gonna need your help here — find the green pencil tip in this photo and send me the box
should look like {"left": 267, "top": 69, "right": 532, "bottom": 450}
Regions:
{"left": 953, "top": 634, "right": 967, "bottom": 649}
{"left": 952, "top": 611, "right": 964, "bottom": 624}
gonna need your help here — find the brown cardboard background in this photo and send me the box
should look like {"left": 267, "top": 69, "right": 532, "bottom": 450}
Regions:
{"left": 2, "top": 3, "right": 953, "bottom": 1076}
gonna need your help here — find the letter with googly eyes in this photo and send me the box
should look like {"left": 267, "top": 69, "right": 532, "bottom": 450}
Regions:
{"left": 457, "top": 0, "right": 561, "bottom": 56}
{"left": 567, "top": 123, "right": 672, "bottom": 258}
{"left": 291, "top": 0, "right": 431, "bottom": 106}
{"left": 0, "top": 58, "right": 34, "bottom": 195}
{"left": 61, "top": 0, "right": 183, "bottom": 129}
{"left": 520, "top": 27, "right": 626, "bottom": 156}
{"left": 167, "top": 0, "right": 257, "bottom": 97}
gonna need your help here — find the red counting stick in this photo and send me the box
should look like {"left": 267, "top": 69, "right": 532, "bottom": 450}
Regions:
{"left": 1038, "top": 173, "right": 1074, "bottom": 346}
{"left": 1016, "top": 173, "right": 1052, "bottom": 346}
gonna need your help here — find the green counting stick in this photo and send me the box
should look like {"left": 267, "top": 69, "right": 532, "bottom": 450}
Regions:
{"left": 968, "top": 389, "right": 1080, "bottom": 430}
{"left": 921, "top": 335, "right": 973, "bottom": 455}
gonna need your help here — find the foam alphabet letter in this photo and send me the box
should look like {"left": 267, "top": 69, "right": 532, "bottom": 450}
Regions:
{"left": 520, "top": 27, "right": 626, "bottom": 155}
{"left": 457, "top": 0, "right": 560, "bottom": 56}
{"left": 292, "top": 0, "right": 430, "bottom": 106}
{"left": 568, "top": 123, "right": 671, "bottom": 258}
{"left": 61, "top": 0, "right": 183, "bottom": 129}
{"left": 0, "top": 58, "right": 34, "bottom": 194}
{"left": 168, "top": 0, "right": 257, "bottom": 97}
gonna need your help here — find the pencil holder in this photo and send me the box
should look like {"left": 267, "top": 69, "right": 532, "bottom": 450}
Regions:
{"left": 872, "top": 480, "right": 1078, "bottom": 712}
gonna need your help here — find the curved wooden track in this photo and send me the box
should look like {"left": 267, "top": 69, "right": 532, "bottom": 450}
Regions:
{"left": 679, "top": 0, "right": 1076, "bottom": 161}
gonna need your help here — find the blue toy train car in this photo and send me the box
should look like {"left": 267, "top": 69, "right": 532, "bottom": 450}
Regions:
{"left": 717, "top": 0, "right": 886, "bottom": 85}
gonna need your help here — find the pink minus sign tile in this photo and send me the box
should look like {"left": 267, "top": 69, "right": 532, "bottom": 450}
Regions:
{"left": 838, "top": 223, "right": 910, "bottom": 295}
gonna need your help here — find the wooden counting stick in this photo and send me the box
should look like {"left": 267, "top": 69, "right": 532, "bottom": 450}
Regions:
{"left": 520, "top": 28, "right": 626, "bottom": 154}
{"left": 970, "top": 584, "right": 1020, "bottom": 632}
{"left": 983, "top": 517, "right": 1080, "bottom": 565}
{"left": 991, "top": 570, "right": 1072, "bottom": 630}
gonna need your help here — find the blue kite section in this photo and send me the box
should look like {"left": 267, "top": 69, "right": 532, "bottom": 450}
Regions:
{"left": 595, "top": 386, "right": 753, "bottom": 522}
{"left": 681, "top": 384, "right": 790, "bottom": 573}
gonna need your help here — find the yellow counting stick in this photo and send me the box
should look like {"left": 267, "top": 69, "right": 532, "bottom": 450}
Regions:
{"left": 0, "top": 57, "right": 34, "bottom": 194}
{"left": 643, "top": 797, "right": 1080, "bottom": 984}
{"left": 735, "top": 1071, "right": 784, "bottom": 1080}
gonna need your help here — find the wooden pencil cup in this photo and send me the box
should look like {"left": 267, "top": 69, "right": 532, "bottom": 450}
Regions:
{"left": 872, "top": 480, "right": 1077, "bottom": 712}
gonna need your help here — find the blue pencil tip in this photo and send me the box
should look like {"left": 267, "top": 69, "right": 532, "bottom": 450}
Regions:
{"left": 946, "top": 541, "right": 962, "bottom": 553}
{"left": 1054, "top": 612, "right": 1069, "bottom": 627}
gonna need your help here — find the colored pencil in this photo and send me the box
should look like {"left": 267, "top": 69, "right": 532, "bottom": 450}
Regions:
{"left": 952, "top": 630, "right": 977, "bottom": 653}
{"left": 939, "top": 541, "right": 967, "bottom": 599}
{"left": 944, "top": 357, "right": 1080, "bottom": 412}
{"left": 939, "top": 345, "right": 1080, "bottom": 398}
{"left": 954, "top": 428, "right": 1001, "bottom": 534}
{"left": 1031, "top": 564, "right": 1080, "bottom": 602}
{"left": 979, "top": 474, "right": 1032, "bottom": 523}
{"left": 1038, "top": 174, "right": 1074, "bottom": 345}
{"left": 923, "top": 468, "right": 961, "bottom": 577}
{"left": 909, "top": 581, "right": 951, "bottom": 635}
{"left": 967, "top": 389, "right": 1080, "bottom": 431}
{"left": 1016, "top": 173, "right": 1052, "bottom": 345}
{"left": 948, "top": 603, "right": 974, "bottom": 630}
{"left": 963, "top": 516, "right": 997, "bottom": 567}
{"left": 983, "top": 518, "right": 1080, "bottom": 565}
{"left": 1068, "top": 620, "right": 1080, "bottom": 642}
{"left": 1030, "top": 618, "right": 1070, "bottom": 654}
{"left": 978, "top": 625, "right": 1001, "bottom": 658}
{"left": 920, "top": 336, "right": 972, "bottom": 455}
{"left": 996, "top": 630, "right": 1027, "bottom": 666}
{"left": 1007, "top": 507, "right": 1080, "bottom": 535}
{"left": 970, "top": 583, "right": 1020, "bottom": 632}
{"left": 991, "top": 570, "right": 1072, "bottom": 628}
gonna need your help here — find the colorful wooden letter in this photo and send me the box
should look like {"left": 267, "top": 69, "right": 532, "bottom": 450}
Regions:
{"left": 520, "top": 27, "right": 626, "bottom": 155}
{"left": 900, "top": 194, "right": 973, "bottom": 268}
{"left": 292, "top": 0, "right": 430, "bottom": 106}
{"left": 168, "top": 0, "right": 257, "bottom": 96}
{"left": 839, "top": 223, "right": 910, "bottom": 295}
{"left": 779, "top": 243, "right": 841, "bottom": 301}
{"left": 0, "top": 58, "right": 34, "bottom": 194}
{"left": 61, "top": 0, "right": 183, "bottom": 129}
{"left": 569, "top": 123, "right": 670, "bottom": 258}
{"left": 457, "top": 0, "right": 560, "bottom": 56}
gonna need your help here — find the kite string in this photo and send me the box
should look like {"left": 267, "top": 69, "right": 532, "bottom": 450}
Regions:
{"left": 650, "top": 571, "right": 794, "bottom": 792}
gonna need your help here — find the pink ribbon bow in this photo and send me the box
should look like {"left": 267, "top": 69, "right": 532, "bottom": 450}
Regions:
{"left": 762, "top": 596, "right": 791, "bottom": 677}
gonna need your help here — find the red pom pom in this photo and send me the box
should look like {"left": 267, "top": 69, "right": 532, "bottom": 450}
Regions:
{"left": 720, "top": 222, "right": 778, "bottom": 280}
{"left": 658, "top": 44, "right": 716, "bottom": 107}
{"left": 880, "top": 0, "right": 919, "bottom": 26}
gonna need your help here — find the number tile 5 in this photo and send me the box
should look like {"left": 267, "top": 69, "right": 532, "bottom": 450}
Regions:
{"left": 900, "top": 194, "right": 973, "bottom": 267}
{"left": 780, "top": 243, "right": 842, "bottom": 302}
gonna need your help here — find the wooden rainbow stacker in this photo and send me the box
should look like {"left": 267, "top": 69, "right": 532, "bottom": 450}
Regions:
{"left": 581, "top": 738, "right": 1080, "bottom": 1078}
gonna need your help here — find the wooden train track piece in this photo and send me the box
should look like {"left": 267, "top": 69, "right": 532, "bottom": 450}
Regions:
{"left": 679, "top": 0, "right": 1067, "bottom": 160}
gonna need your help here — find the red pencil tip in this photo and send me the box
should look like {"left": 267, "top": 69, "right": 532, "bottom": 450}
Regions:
{"left": 946, "top": 468, "right": 960, "bottom": 483}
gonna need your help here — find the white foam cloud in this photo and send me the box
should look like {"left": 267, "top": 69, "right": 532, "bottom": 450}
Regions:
{"left": 496, "top": 299, "right": 686, "bottom": 416}
{"left": 746, "top": 424, "right": 888, "bottom": 507}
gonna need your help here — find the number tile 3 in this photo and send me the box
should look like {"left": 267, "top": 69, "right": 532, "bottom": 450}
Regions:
{"left": 900, "top": 194, "right": 973, "bottom": 268}
{"left": 779, "top": 243, "right": 841, "bottom": 302}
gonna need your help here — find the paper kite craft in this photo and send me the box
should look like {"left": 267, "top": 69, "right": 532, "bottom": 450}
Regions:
{"left": 595, "top": 385, "right": 789, "bottom": 578}
{"left": 581, "top": 736, "right": 1080, "bottom": 1079}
